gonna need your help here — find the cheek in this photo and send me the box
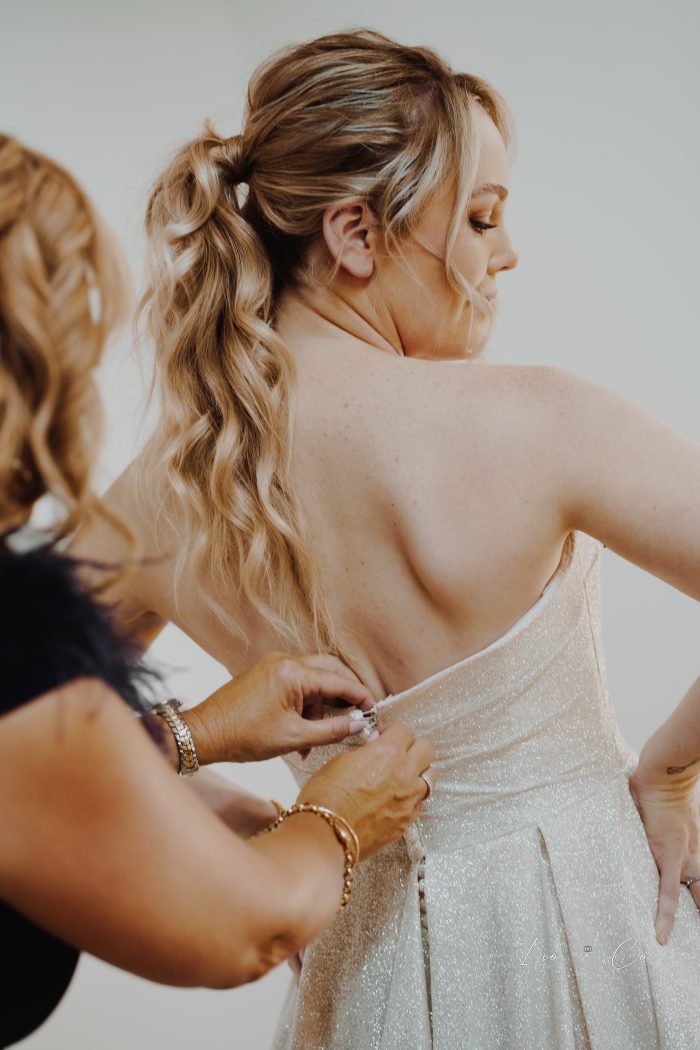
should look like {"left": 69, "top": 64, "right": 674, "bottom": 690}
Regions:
{"left": 454, "top": 236, "right": 487, "bottom": 285}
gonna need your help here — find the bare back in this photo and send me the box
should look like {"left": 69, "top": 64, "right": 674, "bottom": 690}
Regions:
{"left": 103, "top": 357, "right": 576, "bottom": 698}
{"left": 284, "top": 353, "right": 569, "bottom": 696}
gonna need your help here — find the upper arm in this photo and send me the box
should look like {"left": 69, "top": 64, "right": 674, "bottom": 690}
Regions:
{"left": 543, "top": 366, "right": 700, "bottom": 599}
{"left": 0, "top": 679, "right": 295, "bottom": 988}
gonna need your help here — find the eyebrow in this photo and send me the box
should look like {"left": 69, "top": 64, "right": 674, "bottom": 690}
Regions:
{"left": 471, "top": 182, "right": 509, "bottom": 200}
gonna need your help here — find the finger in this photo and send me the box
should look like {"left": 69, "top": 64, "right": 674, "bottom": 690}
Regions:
{"left": 372, "top": 721, "right": 415, "bottom": 750}
{"left": 407, "top": 737, "right": 436, "bottom": 775}
{"left": 298, "top": 669, "right": 375, "bottom": 712}
{"left": 297, "top": 656, "right": 375, "bottom": 711}
{"left": 299, "top": 653, "right": 364, "bottom": 682}
{"left": 689, "top": 879, "right": 700, "bottom": 913}
{"left": 303, "top": 694, "right": 325, "bottom": 722}
{"left": 655, "top": 857, "right": 683, "bottom": 944}
{"left": 295, "top": 714, "right": 366, "bottom": 749}
{"left": 681, "top": 850, "right": 700, "bottom": 912}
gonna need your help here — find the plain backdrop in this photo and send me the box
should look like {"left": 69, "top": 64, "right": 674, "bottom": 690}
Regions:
{"left": 2, "top": 0, "right": 699, "bottom": 1047}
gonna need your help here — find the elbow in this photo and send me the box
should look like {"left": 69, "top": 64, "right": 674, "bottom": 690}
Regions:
{"left": 197, "top": 877, "right": 325, "bottom": 989}
{"left": 200, "top": 929, "right": 304, "bottom": 990}
{"left": 197, "top": 901, "right": 310, "bottom": 989}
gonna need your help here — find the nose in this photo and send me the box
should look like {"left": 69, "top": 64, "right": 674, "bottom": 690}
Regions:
{"left": 491, "top": 230, "right": 518, "bottom": 274}
{"left": 495, "top": 240, "right": 518, "bottom": 273}
{"left": 501, "top": 244, "right": 518, "bottom": 271}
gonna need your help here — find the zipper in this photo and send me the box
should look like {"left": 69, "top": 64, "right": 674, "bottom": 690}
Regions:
{"left": 359, "top": 706, "right": 379, "bottom": 740}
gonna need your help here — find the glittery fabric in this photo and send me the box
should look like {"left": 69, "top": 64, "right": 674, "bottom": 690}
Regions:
{"left": 272, "top": 531, "right": 700, "bottom": 1049}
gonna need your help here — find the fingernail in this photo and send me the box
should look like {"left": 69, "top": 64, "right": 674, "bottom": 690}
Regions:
{"left": 656, "top": 928, "right": 668, "bottom": 945}
{"left": 367, "top": 729, "right": 380, "bottom": 741}
{"left": 348, "top": 720, "right": 366, "bottom": 735}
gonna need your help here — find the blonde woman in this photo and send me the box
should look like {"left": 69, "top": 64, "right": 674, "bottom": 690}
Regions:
{"left": 0, "top": 133, "right": 434, "bottom": 1048}
{"left": 80, "top": 29, "right": 700, "bottom": 1050}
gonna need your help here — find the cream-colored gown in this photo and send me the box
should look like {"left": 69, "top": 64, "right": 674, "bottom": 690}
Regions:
{"left": 272, "top": 531, "right": 700, "bottom": 1049}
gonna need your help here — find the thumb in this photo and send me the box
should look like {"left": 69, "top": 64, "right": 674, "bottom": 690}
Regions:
{"left": 301, "top": 714, "right": 366, "bottom": 748}
{"left": 655, "top": 857, "right": 682, "bottom": 944}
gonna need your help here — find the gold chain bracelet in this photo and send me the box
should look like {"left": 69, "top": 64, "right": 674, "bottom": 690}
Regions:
{"left": 254, "top": 803, "right": 359, "bottom": 912}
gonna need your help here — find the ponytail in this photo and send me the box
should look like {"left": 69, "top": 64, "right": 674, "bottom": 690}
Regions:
{"left": 140, "top": 124, "right": 336, "bottom": 652}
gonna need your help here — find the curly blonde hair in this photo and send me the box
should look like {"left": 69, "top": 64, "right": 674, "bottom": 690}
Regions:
{"left": 0, "top": 134, "right": 131, "bottom": 544}
{"left": 140, "top": 28, "right": 514, "bottom": 653}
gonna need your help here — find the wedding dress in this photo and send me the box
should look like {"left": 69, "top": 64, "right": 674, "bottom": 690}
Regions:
{"left": 272, "top": 530, "right": 700, "bottom": 1049}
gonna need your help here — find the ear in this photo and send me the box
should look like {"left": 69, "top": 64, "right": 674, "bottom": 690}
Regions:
{"left": 322, "top": 200, "right": 379, "bottom": 279}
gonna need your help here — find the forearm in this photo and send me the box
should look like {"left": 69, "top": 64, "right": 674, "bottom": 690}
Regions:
{"left": 141, "top": 708, "right": 279, "bottom": 837}
{"left": 635, "top": 673, "right": 700, "bottom": 795}
{"left": 187, "top": 769, "right": 279, "bottom": 838}
{"left": 247, "top": 811, "right": 346, "bottom": 947}
{"left": 0, "top": 682, "right": 346, "bottom": 989}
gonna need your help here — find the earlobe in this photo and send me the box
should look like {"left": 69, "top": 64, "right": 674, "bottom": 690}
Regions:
{"left": 322, "top": 202, "right": 376, "bottom": 280}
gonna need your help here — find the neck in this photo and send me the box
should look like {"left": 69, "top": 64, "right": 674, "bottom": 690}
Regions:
{"left": 275, "top": 278, "right": 405, "bottom": 359}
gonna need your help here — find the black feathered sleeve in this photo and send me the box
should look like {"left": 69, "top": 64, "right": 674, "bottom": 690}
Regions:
{"left": 0, "top": 545, "right": 158, "bottom": 720}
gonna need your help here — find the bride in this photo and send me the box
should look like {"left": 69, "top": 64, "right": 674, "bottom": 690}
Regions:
{"left": 79, "top": 28, "right": 700, "bottom": 1049}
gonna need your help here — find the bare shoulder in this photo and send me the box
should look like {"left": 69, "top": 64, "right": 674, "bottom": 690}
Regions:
{"left": 395, "top": 361, "right": 700, "bottom": 598}
{"left": 0, "top": 677, "right": 142, "bottom": 766}
{"left": 492, "top": 364, "right": 700, "bottom": 598}
{"left": 392, "top": 360, "right": 571, "bottom": 463}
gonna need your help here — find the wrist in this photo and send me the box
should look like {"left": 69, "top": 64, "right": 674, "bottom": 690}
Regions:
{"left": 152, "top": 700, "right": 201, "bottom": 775}
{"left": 185, "top": 687, "right": 251, "bottom": 766}
{"left": 253, "top": 810, "right": 344, "bottom": 870}
{"left": 634, "top": 738, "right": 700, "bottom": 785}
{"left": 183, "top": 703, "right": 222, "bottom": 766}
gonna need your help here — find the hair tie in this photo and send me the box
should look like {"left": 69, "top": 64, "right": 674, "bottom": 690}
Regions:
{"left": 223, "top": 134, "right": 252, "bottom": 184}
{"left": 203, "top": 126, "right": 252, "bottom": 184}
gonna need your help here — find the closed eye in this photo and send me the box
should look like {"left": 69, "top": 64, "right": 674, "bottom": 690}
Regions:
{"left": 470, "top": 219, "right": 497, "bottom": 234}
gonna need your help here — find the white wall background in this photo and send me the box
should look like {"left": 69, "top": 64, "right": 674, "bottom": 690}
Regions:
{"left": 1, "top": 0, "right": 698, "bottom": 1046}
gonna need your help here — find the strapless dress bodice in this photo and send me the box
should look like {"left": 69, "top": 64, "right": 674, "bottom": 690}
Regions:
{"left": 284, "top": 531, "right": 635, "bottom": 852}
{"left": 274, "top": 531, "right": 700, "bottom": 1050}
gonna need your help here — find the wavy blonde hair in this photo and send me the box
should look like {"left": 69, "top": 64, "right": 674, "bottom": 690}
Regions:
{"left": 0, "top": 134, "right": 130, "bottom": 543}
{"left": 140, "top": 28, "right": 514, "bottom": 653}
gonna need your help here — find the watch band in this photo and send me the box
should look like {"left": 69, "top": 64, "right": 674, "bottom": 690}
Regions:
{"left": 154, "top": 699, "right": 200, "bottom": 776}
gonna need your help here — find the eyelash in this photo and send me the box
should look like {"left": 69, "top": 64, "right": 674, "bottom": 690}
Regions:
{"left": 470, "top": 219, "right": 497, "bottom": 235}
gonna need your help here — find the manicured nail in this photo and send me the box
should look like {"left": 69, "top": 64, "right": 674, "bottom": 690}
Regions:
{"left": 348, "top": 720, "right": 366, "bottom": 735}
{"left": 367, "top": 729, "right": 380, "bottom": 741}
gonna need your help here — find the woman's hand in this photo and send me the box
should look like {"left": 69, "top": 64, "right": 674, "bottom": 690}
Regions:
{"left": 628, "top": 764, "right": 700, "bottom": 944}
{"left": 184, "top": 652, "right": 373, "bottom": 765}
{"left": 296, "top": 722, "right": 436, "bottom": 860}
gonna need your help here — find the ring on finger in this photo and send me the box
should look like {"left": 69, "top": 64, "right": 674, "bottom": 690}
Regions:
{"left": 681, "top": 874, "right": 700, "bottom": 887}
{"left": 420, "top": 769, "right": 435, "bottom": 800}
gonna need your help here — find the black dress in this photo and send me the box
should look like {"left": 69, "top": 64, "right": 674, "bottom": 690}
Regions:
{"left": 0, "top": 544, "right": 157, "bottom": 1048}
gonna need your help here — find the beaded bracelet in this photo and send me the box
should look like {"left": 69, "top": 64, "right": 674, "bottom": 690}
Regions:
{"left": 254, "top": 803, "right": 359, "bottom": 912}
